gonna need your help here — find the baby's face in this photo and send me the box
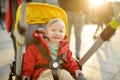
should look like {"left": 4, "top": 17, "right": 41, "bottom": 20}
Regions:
{"left": 46, "top": 21, "right": 66, "bottom": 45}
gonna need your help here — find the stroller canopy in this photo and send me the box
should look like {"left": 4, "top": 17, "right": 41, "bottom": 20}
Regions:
{"left": 15, "top": 2, "right": 68, "bottom": 37}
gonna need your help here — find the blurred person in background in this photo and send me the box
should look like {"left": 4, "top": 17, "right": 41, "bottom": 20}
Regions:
{"left": 5, "top": 0, "right": 22, "bottom": 59}
{"left": 58, "top": 0, "right": 88, "bottom": 60}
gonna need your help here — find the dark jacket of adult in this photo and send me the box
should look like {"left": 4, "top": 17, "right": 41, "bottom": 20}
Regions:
{"left": 58, "top": 0, "right": 88, "bottom": 13}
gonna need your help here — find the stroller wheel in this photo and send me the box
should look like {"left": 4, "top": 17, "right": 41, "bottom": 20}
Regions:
{"left": 8, "top": 61, "right": 16, "bottom": 80}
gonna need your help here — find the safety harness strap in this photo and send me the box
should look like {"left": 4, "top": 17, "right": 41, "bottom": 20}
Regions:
{"left": 35, "top": 40, "right": 51, "bottom": 60}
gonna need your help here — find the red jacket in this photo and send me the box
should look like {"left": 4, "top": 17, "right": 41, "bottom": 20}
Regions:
{"left": 5, "top": 0, "right": 22, "bottom": 32}
{"left": 22, "top": 30, "right": 80, "bottom": 80}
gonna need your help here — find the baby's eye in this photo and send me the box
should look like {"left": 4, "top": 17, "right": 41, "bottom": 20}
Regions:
{"left": 52, "top": 29, "right": 55, "bottom": 31}
{"left": 59, "top": 30, "right": 63, "bottom": 33}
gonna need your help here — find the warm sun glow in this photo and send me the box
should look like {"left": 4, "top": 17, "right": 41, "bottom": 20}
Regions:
{"left": 89, "top": 0, "right": 104, "bottom": 7}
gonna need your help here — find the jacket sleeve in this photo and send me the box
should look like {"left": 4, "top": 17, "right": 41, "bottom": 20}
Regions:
{"left": 63, "top": 49, "right": 80, "bottom": 75}
{"left": 22, "top": 44, "right": 36, "bottom": 77}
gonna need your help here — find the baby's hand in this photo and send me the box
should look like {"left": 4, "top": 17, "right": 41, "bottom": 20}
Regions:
{"left": 22, "top": 76, "right": 30, "bottom": 80}
{"left": 75, "top": 70, "right": 83, "bottom": 77}
{"left": 75, "top": 70, "right": 87, "bottom": 80}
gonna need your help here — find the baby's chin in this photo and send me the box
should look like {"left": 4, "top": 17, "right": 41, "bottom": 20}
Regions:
{"left": 49, "top": 40, "right": 60, "bottom": 45}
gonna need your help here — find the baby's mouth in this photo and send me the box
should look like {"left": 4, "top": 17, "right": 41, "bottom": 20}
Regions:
{"left": 53, "top": 36, "right": 59, "bottom": 39}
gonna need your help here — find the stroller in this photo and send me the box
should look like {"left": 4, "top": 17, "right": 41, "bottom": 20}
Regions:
{"left": 8, "top": 1, "right": 85, "bottom": 80}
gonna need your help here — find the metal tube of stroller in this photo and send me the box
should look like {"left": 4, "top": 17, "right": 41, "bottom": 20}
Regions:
{"left": 15, "top": 0, "right": 28, "bottom": 79}
{"left": 79, "top": 14, "right": 120, "bottom": 67}
{"left": 19, "top": 0, "right": 28, "bottom": 29}
{"left": 16, "top": 45, "right": 24, "bottom": 76}
{"left": 79, "top": 37, "right": 104, "bottom": 66}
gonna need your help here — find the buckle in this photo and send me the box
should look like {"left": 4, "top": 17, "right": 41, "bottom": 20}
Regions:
{"left": 53, "top": 61, "right": 59, "bottom": 68}
{"left": 49, "top": 60, "right": 59, "bottom": 69}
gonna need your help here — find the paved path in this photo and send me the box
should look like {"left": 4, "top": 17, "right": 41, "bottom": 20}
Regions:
{"left": 0, "top": 24, "right": 120, "bottom": 80}
{"left": 0, "top": 28, "right": 14, "bottom": 80}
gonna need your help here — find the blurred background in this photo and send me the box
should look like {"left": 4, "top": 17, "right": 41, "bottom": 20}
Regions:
{"left": 0, "top": 0, "right": 120, "bottom": 80}
{"left": 1, "top": 0, "right": 120, "bottom": 29}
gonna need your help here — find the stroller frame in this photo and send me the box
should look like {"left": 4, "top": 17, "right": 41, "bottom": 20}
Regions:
{"left": 9, "top": 2, "right": 69, "bottom": 80}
